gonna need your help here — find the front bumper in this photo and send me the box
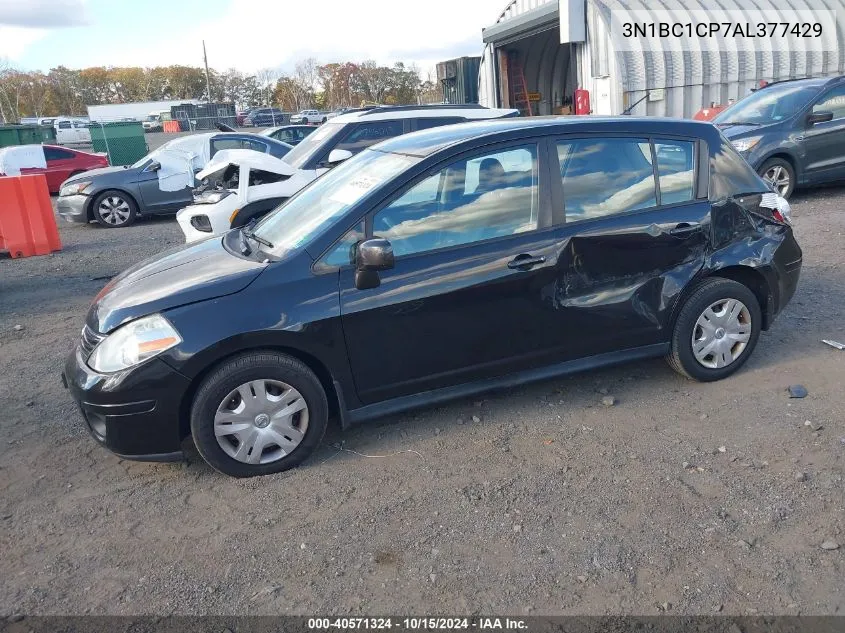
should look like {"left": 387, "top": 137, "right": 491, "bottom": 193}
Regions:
{"left": 62, "top": 345, "right": 191, "bottom": 461}
{"left": 56, "top": 194, "right": 89, "bottom": 223}
{"left": 176, "top": 204, "right": 232, "bottom": 243}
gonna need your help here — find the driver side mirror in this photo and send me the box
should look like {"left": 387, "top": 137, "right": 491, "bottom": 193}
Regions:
{"left": 327, "top": 148, "right": 353, "bottom": 166}
{"left": 147, "top": 160, "right": 161, "bottom": 172}
{"left": 807, "top": 110, "right": 834, "bottom": 125}
{"left": 354, "top": 238, "right": 394, "bottom": 290}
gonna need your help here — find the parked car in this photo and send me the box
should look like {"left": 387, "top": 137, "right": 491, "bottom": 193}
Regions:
{"left": 56, "top": 132, "right": 292, "bottom": 228}
{"left": 714, "top": 75, "right": 845, "bottom": 198}
{"left": 176, "top": 104, "right": 519, "bottom": 241}
{"left": 63, "top": 116, "right": 802, "bottom": 477}
{"left": 290, "top": 109, "right": 324, "bottom": 125}
{"left": 176, "top": 149, "right": 298, "bottom": 238}
{"left": 142, "top": 112, "right": 167, "bottom": 133}
{"left": 260, "top": 124, "right": 315, "bottom": 145}
{"left": 0, "top": 144, "right": 108, "bottom": 193}
{"left": 244, "top": 108, "right": 285, "bottom": 127}
{"left": 236, "top": 108, "right": 255, "bottom": 127}
{"left": 54, "top": 118, "right": 92, "bottom": 145}
{"left": 325, "top": 107, "right": 351, "bottom": 120}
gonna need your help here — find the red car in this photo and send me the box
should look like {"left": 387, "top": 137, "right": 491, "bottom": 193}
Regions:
{"left": 21, "top": 145, "right": 109, "bottom": 194}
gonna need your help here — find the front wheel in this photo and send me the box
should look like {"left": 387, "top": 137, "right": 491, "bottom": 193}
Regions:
{"left": 758, "top": 158, "right": 795, "bottom": 199}
{"left": 92, "top": 190, "right": 137, "bottom": 227}
{"left": 190, "top": 352, "right": 328, "bottom": 477}
{"left": 666, "top": 278, "right": 762, "bottom": 382}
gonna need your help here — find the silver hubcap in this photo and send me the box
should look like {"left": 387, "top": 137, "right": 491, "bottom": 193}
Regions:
{"left": 99, "top": 196, "right": 131, "bottom": 224}
{"left": 214, "top": 379, "right": 309, "bottom": 465}
{"left": 762, "top": 165, "right": 790, "bottom": 196}
{"left": 692, "top": 299, "right": 752, "bottom": 369}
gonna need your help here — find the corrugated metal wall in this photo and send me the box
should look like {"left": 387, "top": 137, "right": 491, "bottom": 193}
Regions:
{"left": 590, "top": 0, "right": 845, "bottom": 117}
{"left": 482, "top": 0, "right": 845, "bottom": 117}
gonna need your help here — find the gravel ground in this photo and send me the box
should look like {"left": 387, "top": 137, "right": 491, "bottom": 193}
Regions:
{"left": 0, "top": 188, "right": 843, "bottom": 617}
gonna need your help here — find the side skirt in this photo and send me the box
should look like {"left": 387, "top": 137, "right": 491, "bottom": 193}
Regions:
{"left": 335, "top": 343, "right": 669, "bottom": 429}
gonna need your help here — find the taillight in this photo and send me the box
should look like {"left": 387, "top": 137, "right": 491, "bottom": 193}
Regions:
{"left": 771, "top": 209, "right": 788, "bottom": 224}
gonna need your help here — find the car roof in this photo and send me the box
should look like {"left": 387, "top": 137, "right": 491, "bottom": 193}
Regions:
{"left": 328, "top": 104, "right": 519, "bottom": 124}
{"left": 373, "top": 116, "right": 718, "bottom": 157}
{"left": 763, "top": 75, "right": 843, "bottom": 89}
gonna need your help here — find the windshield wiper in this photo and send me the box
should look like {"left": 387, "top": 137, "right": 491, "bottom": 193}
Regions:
{"left": 242, "top": 226, "right": 274, "bottom": 249}
{"left": 238, "top": 229, "right": 252, "bottom": 255}
{"left": 718, "top": 121, "right": 763, "bottom": 127}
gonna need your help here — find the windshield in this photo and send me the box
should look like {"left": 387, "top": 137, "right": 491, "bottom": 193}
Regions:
{"left": 714, "top": 83, "right": 820, "bottom": 125}
{"left": 282, "top": 122, "right": 346, "bottom": 169}
{"left": 253, "top": 148, "right": 420, "bottom": 257}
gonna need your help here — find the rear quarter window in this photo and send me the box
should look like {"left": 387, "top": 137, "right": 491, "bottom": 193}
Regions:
{"left": 710, "top": 137, "right": 769, "bottom": 201}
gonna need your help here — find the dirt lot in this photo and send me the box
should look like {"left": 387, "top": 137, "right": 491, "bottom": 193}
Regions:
{"left": 0, "top": 189, "right": 843, "bottom": 617}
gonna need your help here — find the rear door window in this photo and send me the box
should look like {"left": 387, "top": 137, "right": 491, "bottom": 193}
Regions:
{"left": 44, "top": 147, "right": 75, "bottom": 161}
{"left": 557, "top": 137, "right": 657, "bottom": 222}
{"left": 333, "top": 120, "right": 404, "bottom": 154}
{"left": 654, "top": 140, "right": 696, "bottom": 204}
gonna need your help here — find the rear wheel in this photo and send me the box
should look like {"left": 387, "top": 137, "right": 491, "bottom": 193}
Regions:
{"left": 190, "top": 352, "right": 328, "bottom": 477}
{"left": 667, "top": 278, "right": 761, "bottom": 382}
{"left": 758, "top": 158, "right": 795, "bottom": 199}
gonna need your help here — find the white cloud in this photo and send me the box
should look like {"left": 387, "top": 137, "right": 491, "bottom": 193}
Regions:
{"left": 0, "top": 0, "right": 89, "bottom": 61}
{"left": 0, "top": 25, "right": 49, "bottom": 60}
{"left": 0, "top": 0, "right": 89, "bottom": 28}
{"left": 103, "top": 0, "right": 501, "bottom": 73}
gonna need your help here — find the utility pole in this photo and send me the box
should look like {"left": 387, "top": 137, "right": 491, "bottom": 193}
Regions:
{"left": 203, "top": 40, "right": 212, "bottom": 103}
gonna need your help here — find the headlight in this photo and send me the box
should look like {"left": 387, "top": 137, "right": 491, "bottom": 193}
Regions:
{"left": 88, "top": 314, "right": 182, "bottom": 373}
{"left": 193, "top": 190, "right": 232, "bottom": 204}
{"left": 59, "top": 181, "right": 92, "bottom": 197}
{"left": 731, "top": 136, "right": 762, "bottom": 153}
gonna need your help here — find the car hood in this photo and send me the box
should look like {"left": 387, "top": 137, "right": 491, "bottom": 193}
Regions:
{"left": 717, "top": 121, "right": 779, "bottom": 139}
{"left": 65, "top": 165, "right": 136, "bottom": 184}
{"left": 86, "top": 236, "right": 267, "bottom": 334}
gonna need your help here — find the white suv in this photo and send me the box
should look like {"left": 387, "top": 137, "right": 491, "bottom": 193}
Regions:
{"left": 290, "top": 109, "right": 325, "bottom": 125}
{"left": 176, "top": 104, "right": 519, "bottom": 243}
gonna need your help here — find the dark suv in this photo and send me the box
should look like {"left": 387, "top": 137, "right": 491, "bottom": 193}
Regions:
{"left": 715, "top": 75, "right": 845, "bottom": 198}
{"left": 245, "top": 108, "right": 286, "bottom": 127}
{"left": 63, "top": 117, "right": 802, "bottom": 477}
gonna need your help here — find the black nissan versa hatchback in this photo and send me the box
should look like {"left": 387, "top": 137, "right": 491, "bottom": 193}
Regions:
{"left": 63, "top": 117, "right": 802, "bottom": 478}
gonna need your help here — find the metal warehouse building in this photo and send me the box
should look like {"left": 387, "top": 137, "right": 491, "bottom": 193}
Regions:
{"left": 479, "top": 0, "right": 845, "bottom": 117}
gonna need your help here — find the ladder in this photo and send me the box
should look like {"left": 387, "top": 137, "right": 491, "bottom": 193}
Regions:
{"left": 508, "top": 51, "right": 533, "bottom": 117}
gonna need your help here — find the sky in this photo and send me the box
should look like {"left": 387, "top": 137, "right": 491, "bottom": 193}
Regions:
{"left": 0, "top": 0, "right": 504, "bottom": 75}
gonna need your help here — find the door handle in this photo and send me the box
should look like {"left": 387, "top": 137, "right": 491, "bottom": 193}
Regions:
{"left": 507, "top": 254, "right": 546, "bottom": 270}
{"left": 668, "top": 222, "right": 701, "bottom": 236}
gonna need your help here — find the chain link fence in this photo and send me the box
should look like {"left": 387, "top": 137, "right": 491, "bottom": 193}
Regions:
{"left": 50, "top": 113, "right": 321, "bottom": 165}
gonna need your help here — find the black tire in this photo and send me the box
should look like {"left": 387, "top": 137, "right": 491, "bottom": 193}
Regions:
{"left": 190, "top": 351, "right": 328, "bottom": 477}
{"left": 321, "top": 117, "right": 327, "bottom": 124}
{"left": 758, "top": 157, "right": 795, "bottom": 199}
{"left": 91, "top": 190, "right": 138, "bottom": 228}
{"left": 666, "top": 278, "right": 762, "bottom": 382}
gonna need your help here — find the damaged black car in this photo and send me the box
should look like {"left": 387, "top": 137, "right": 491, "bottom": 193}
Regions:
{"left": 63, "top": 117, "right": 802, "bottom": 477}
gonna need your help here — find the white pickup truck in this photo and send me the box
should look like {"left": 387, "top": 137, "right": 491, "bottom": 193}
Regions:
{"left": 290, "top": 109, "right": 325, "bottom": 125}
{"left": 54, "top": 118, "right": 92, "bottom": 145}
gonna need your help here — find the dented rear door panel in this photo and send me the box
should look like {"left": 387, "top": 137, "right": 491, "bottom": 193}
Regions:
{"left": 550, "top": 202, "right": 712, "bottom": 359}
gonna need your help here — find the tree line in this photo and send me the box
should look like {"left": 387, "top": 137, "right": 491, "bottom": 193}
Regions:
{"left": 0, "top": 58, "right": 443, "bottom": 122}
